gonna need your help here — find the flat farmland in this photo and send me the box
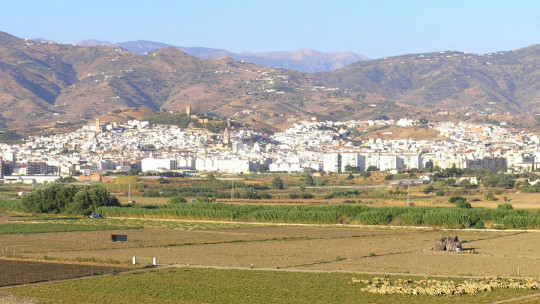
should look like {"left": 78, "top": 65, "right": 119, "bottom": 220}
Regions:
{"left": 2, "top": 267, "right": 539, "bottom": 304}
{"left": 0, "top": 259, "right": 127, "bottom": 286}
{"left": 4, "top": 211, "right": 540, "bottom": 303}
{"left": 6, "top": 219, "right": 540, "bottom": 278}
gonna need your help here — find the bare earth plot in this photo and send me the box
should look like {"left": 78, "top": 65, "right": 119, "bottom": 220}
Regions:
{"left": 2, "top": 215, "right": 540, "bottom": 303}
{"left": 5, "top": 223, "right": 540, "bottom": 277}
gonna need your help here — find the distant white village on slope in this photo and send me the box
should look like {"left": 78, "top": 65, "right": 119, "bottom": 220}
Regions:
{"left": 0, "top": 113, "right": 538, "bottom": 184}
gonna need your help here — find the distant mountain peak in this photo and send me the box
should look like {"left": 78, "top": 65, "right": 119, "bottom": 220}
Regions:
{"left": 75, "top": 39, "right": 113, "bottom": 46}
{"left": 67, "top": 36, "right": 366, "bottom": 73}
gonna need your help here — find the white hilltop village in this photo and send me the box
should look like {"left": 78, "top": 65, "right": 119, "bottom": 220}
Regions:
{"left": 0, "top": 114, "right": 539, "bottom": 185}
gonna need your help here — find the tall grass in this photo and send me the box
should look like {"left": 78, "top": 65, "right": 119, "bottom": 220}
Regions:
{"left": 95, "top": 203, "right": 540, "bottom": 229}
{"left": 0, "top": 199, "right": 25, "bottom": 212}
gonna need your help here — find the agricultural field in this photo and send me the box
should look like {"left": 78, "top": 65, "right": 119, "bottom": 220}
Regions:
{"left": 11, "top": 226, "right": 540, "bottom": 278}
{"left": 0, "top": 259, "right": 126, "bottom": 287}
{"left": 2, "top": 267, "right": 540, "bottom": 304}
{"left": 3, "top": 171, "right": 540, "bottom": 303}
{"left": 1, "top": 213, "right": 540, "bottom": 277}
{"left": 3, "top": 211, "right": 540, "bottom": 302}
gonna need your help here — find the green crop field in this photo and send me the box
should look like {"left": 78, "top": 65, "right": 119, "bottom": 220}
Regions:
{"left": 0, "top": 222, "right": 142, "bottom": 235}
{"left": 95, "top": 202, "right": 540, "bottom": 229}
{"left": 0, "top": 214, "right": 143, "bottom": 235}
{"left": 1, "top": 267, "right": 538, "bottom": 304}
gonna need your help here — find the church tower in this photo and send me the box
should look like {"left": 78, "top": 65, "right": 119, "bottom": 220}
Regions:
{"left": 222, "top": 127, "right": 231, "bottom": 148}
{"left": 95, "top": 118, "right": 101, "bottom": 133}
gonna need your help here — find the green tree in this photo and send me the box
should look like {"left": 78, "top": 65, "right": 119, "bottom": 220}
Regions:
{"left": 423, "top": 185, "right": 435, "bottom": 194}
{"left": 360, "top": 171, "right": 371, "bottom": 178}
{"left": 21, "top": 183, "right": 119, "bottom": 215}
{"left": 0, "top": 130, "right": 22, "bottom": 144}
{"left": 484, "top": 192, "right": 496, "bottom": 201}
{"left": 305, "top": 174, "right": 314, "bottom": 186}
{"left": 257, "top": 164, "right": 269, "bottom": 173}
{"left": 366, "top": 166, "right": 379, "bottom": 172}
{"left": 57, "top": 176, "right": 77, "bottom": 183}
{"left": 449, "top": 196, "right": 471, "bottom": 208}
{"left": 346, "top": 173, "right": 354, "bottom": 180}
{"left": 272, "top": 176, "right": 284, "bottom": 189}
{"left": 458, "top": 179, "right": 472, "bottom": 189}
{"left": 442, "top": 178, "right": 456, "bottom": 186}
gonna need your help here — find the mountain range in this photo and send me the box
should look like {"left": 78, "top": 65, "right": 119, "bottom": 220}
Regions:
{"left": 2, "top": 30, "right": 540, "bottom": 131}
{"left": 74, "top": 39, "right": 367, "bottom": 73}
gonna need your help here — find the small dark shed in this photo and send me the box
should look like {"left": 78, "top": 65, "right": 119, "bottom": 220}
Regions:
{"left": 111, "top": 234, "right": 128, "bottom": 242}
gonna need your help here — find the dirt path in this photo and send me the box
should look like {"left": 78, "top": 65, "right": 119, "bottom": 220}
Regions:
{"left": 489, "top": 292, "right": 540, "bottom": 304}
{"left": 164, "top": 263, "right": 494, "bottom": 279}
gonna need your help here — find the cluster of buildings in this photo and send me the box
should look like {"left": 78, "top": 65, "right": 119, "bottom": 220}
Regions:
{"left": 0, "top": 117, "right": 539, "bottom": 183}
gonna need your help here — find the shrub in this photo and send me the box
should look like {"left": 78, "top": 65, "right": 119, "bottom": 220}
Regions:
{"left": 497, "top": 203, "right": 513, "bottom": 210}
{"left": 168, "top": 196, "right": 187, "bottom": 204}
{"left": 289, "top": 193, "right": 299, "bottom": 199}
{"left": 360, "top": 171, "right": 371, "bottom": 178}
{"left": 272, "top": 176, "right": 284, "bottom": 189}
{"left": 484, "top": 192, "right": 496, "bottom": 201}
{"left": 449, "top": 196, "right": 467, "bottom": 204}
{"left": 195, "top": 197, "right": 213, "bottom": 203}
{"left": 435, "top": 190, "right": 445, "bottom": 196}
{"left": 142, "top": 190, "right": 160, "bottom": 197}
{"left": 423, "top": 185, "right": 435, "bottom": 194}
{"left": 259, "top": 192, "right": 272, "bottom": 199}
{"left": 474, "top": 220, "right": 485, "bottom": 229}
{"left": 459, "top": 179, "right": 472, "bottom": 189}
{"left": 456, "top": 200, "right": 472, "bottom": 209}
{"left": 300, "top": 193, "right": 314, "bottom": 199}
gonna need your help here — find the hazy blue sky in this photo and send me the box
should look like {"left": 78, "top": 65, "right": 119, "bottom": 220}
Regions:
{"left": 1, "top": 0, "right": 539, "bottom": 58}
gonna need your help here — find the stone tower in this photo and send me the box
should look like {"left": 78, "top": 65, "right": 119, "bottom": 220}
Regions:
{"left": 95, "top": 118, "right": 101, "bottom": 133}
{"left": 222, "top": 127, "right": 230, "bottom": 148}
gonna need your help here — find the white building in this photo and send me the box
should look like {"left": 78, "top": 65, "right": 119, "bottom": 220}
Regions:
{"left": 141, "top": 158, "right": 177, "bottom": 172}
{"left": 323, "top": 153, "right": 341, "bottom": 172}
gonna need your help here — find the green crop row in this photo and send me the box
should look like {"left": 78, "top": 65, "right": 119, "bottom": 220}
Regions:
{"left": 93, "top": 203, "right": 540, "bottom": 229}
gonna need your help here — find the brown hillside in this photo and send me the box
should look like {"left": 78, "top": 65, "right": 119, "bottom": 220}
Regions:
{"left": 3, "top": 30, "right": 540, "bottom": 131}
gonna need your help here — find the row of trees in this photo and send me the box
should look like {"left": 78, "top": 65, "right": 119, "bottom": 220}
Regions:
{"left": 21, "top": 183, "right": 119, "bottom": 215}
